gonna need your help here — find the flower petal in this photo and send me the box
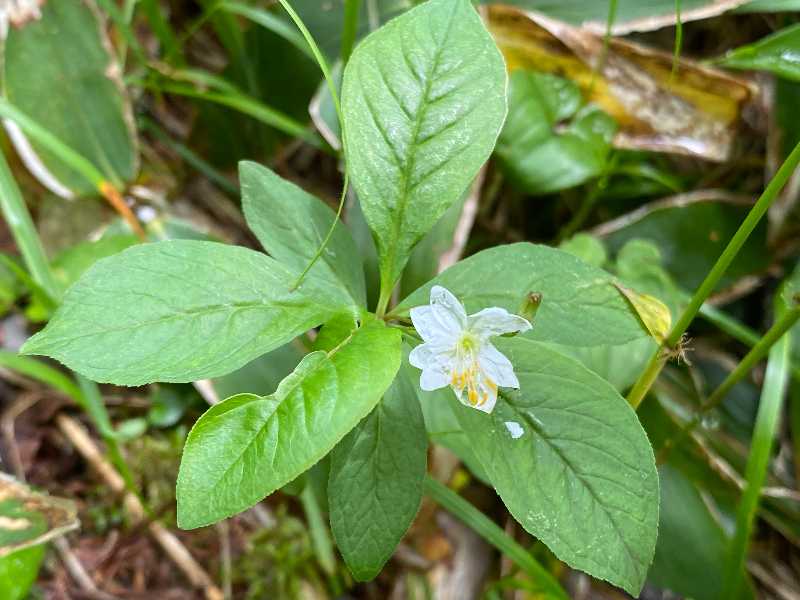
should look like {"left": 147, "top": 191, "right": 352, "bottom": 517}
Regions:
{"left": 479, "top": 343, "right": 520, "bottom": 388}
{"left": 474, "top": 385, "right": 498, "bottom": 413}
{"left": 469, "top": 307, "right": 532, "bottom": 338}
{"left": 430, "top": 285, "right": 467, "bottom": 332}
{"left": 420, "top": 366, "right": 449, "bottom": 391}
{"left": 410, "top": 306, "right": 457, "bottom": 343}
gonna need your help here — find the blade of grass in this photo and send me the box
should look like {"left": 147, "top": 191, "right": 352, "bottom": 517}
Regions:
{"left": 299, "top": 484, "right": 337, "bottom": 578}
{"left": 0, "top": 99, "right": 145, "bottom": 239}
{"left": 94, "top": 0, "right": 148, "bottom": 67}
{"left": 698, "top": 302, "right": 800, "bottom": 384}
{"left": 219, "top": 1, "right": 314, "bottom": 61}
{"left": 273, "top": 0, "right": 348, "bottom": 291}
{"left": 722, "top": 294, "right": 794, "bottom": 599}
{"left": 627, "top": 140, "right": 800, "bottom": 409}
{"left": 424, "top": 476, "right": 569, "bottom": 600}
{"left": 0, "top": 351, "right": 82, "bottom": 401}
{"left": 142, "top": 80, "right": 327, "bottom": 151}
{"left": 340, "top": 0, "right": 362, "bottom": 64}
{"left": 659, "top": 295, "right": 800, "bottom": 461}
{"left": 140, "top": 118, "right": 239, "bottom": 196}
{"left": 0, "top": 151, "right": 60, "bottom": 299}
{"left": 140, "top": 0, "right": 184, "bottom": 64}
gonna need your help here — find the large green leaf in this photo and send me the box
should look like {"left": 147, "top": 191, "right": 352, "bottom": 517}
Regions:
{"left": 22, "top": 241, "right": 337, "bottom": 385}
{"left": 240, "top": 161, "right": 366, "bottom": 309}
{"left": 3, "top": 0, "right": 138, "bottom": 196}
{"left": 456, "top": 338, "right": 659, "bottom": 595}
{"left": 495, "top": 70, "right": 616, "bottom": 195}
{"left": 602, "top": 199, "right": 770, "bottom": 291}
{"left": 396, "top": 243, "right": 646, "bottom": 347}
{"left": 717, "top": 24, "right": 800, "bottom": 82}
{"left": 648, "top": 466, "right": 729, "bottom": 600}
{"left": 341, "top": 0, "right": 507, "bottom": 293}
{"left": 176, "top": 318, "right": 402, "bottom": 529}
{"left": 329, "top": 364, "right": 427, "bottom": 580}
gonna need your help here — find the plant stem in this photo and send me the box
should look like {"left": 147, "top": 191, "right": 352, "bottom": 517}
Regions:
{"left": 627, "top": 139, "right": 800, "bottom": 409}
{"left": 274, "top": 0, "right": 350, "bottom": 292}
{"left": 658, "top": 296, "right": 800, "bottom": 462}
{"left": 722, "top": 297, "right": 793, "bottom": 599}
{"left": 698, "top": 302, "right": 800, "bottom": 384}
{"left": 291, "top": 172, "right": 349, "bottom": 290}
{"left": 299, "top": 484, "right": 337, "bottom": 577}
{"left": 0, "top": 99, "right": 145, "bottom": 239}
{"left": 424, "top": 476, "right": 569, "bottom": 600}
{"left": 340, "top": 0, "right": 362, "bottom": 65}
{"left": 276, "top": 0, "right": 343, "bottom": 128}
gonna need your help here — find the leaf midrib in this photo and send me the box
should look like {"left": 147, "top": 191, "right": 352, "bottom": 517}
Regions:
{"left": 381, "top": 6, "right": 459, "bottom": 284}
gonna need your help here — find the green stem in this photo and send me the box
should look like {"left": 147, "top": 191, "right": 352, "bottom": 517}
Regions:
{"left": 698, "top": 303, "right": 800, "bottom": 384}
{"left": 658, "top": 297, "right": 800, "bottom": 461}
{"left": 376, "top": 283, "right": 393, "bottom": 319}
{"left": 273, "top": 0, "right": 349, "bottom": 291}
{"left": 290, "top": 172, "right": 349, "bottom": 290}
{"left": 424, "top": 476, "right": 569, "bottom": 600}
{"left": 299, "top": 484, "right": 337, "bottom": 577}
{"left": 627, "top": 140, "right": 800, "bottom": 408}
{"left": 276, "top": 0, "right": 343, "bottom": 128}
{"left": 670, "top": 0, "right": 683, "bottom": 80}
{"left": 722, "top": 298, "right": 793, "bottom": 598}
{"left": 340, "top": 0, "right": 362, "bottom": 65}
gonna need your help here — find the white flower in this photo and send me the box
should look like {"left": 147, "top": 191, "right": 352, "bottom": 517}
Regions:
{"left": 408, "top": 285, "right": 532, "bottom": 413}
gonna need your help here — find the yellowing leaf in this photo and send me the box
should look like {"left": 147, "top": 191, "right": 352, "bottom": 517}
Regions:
{"left": 614, "top": 283, "right": 673, "bottom": 344}
{"left": 486, "top": 5, "right": 755, "bottom": 162}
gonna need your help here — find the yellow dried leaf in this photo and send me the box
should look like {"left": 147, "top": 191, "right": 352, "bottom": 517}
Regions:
{"left": 614, "top": 283, "right": 673, "bottom": 344}
{"left": 486, "top": 5, "right": 756, "bottom": 162}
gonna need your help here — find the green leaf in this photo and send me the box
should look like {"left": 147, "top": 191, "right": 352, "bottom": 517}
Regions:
{"left": 22, "top": 241, "right": 337, "bottom": 385}
{"left": 495, "top": 70, "right": 616, "bottom": 194}
{"left": 51, "top": 235, "right": 138, "bottom": 291}
{"left": 0, "top": 544, "right": 45, "bottom": 600}
{"left": 416, "top": 384, "right": 491, "bottom": 484}
{"left": 212, "top": 342, "right": 306, "bottom": 400}
{"left": 176, "top": 317, "right": 402, "bottom": 529}
{"left": 648, "top": 466, "right": 729, "bottom": 600}
{"left": 717, "top": 24, "right": 800, "bottom": 82}
{"left": 240, "top": 161, "right": 366, "bottom": 308}
{"left": 603, "top": 198, "right": 770, "bottom": 291}
{"left": 396, "top": 243, "right": 646, "bottom": 347}
{"left": 559, "top": 233, "right": 607, "bottom": 268}
{"left": 0, "top": 474, "right": 78, "bottom": 557}
{"left": 3, "top": 0, "right": 138, "bottom": 195}
{"left": 329, "top": 364, "right": 427, "bottom": 580}
{"left": 456, "top": 338, "right": 659, "bottom": 595}
{"left": 342, "top": 0, "right": 507, "bottom": 293}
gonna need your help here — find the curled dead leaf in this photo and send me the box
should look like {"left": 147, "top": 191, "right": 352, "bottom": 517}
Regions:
{"left": 0, "top": 473, "right": 79, "bottom": 557}
{"left": 486, "top": 5, "right": 756, "bottom": 162}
